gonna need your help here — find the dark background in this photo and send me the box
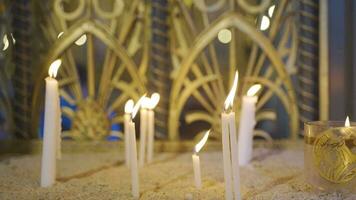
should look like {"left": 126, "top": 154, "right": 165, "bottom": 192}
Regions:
{"left": 328, "top": 0, "right": 356, "bottom": 120}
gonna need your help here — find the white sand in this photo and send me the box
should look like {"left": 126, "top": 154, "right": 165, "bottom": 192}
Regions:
{"left": 0, "top": 141, "right": 354, "bottom": 199}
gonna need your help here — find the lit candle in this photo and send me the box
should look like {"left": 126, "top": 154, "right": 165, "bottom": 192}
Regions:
{"left": 147, "top": 93, "right": 160, "bottom": 163}
{"left": 238, "top": 84, "right": 261, "bottom": 166}
{"left": 41, "top": 59, "right": 61, "bottom": 187}
{"left": 124, "top": 99, "right": 134, "bottom": 168}
{"left": 139, "top": 97, "right": 150, "bottom": 167}
{"left": 129, "top": 95, "right": 145, "bottom": 198}
{"left": 192, "top": 130, "right": 210, "bottom": 189}
{"left": 221, "top": 71, "right": 241, "bottom": 200}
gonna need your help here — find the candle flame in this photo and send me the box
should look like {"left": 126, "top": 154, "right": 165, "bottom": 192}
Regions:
{"left": 247, "top": 84, "right": 262, "bottom": 97}
{"left": 260, "top": 16, "right": 270, "bottom": 31}
{"left": 48, "top": 59, "right": 62, "bottom": 78}
{"left": 75, "top": 34, "right": 87, "bottom": 46}
{"left": 11, "top": 33, "right": 15, "bottom": 44}
{"left": 147, "top": 93, "right": 160, "bottom": 109}
{"left": 132, "top": 94, "right": 146, "bottom": 119}
{"left": 194, "top": 130, "right": 210, "bottom": 153}
{"left": 345, "top": 116, "right": 350, "bottom": 127}
{"left": 141, "top": 97, "right": 151, "bottom": 109}
{"left": 57, "top": 32, "right": 64, "bottom": 38}
{"left": 268, "top": 5, "right": 275, "bottom": 17}
{"left": 124, "top": 99, "right": 134, "bottom": 114}
{"left": 2, "top": 35, "right": 9, "bottom": 51}
{"left": 224, "top": 71, "right": 239, "bottom": 111}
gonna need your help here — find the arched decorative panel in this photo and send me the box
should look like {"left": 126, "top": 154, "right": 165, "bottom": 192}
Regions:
{"left": 31, "top": 0, "right": 148, "bottom": 139}
{"left": 168, "top": 0, "right": 299, "bottom": 140}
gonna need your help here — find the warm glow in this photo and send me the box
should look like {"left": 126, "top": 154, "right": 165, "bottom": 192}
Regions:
{"left": 124, "top": 99, "right": 134, "bottom": 114}
{"left": 2, "top": 35, "right": 9, "bottom": 51}
{"left": 132, "top": 94, "right": 146, "bottom": 119}
{"left": 48, "top": 59, "right": 62, "bottom": 78}
{"left": 57, "top": 32, "right": 64, "bottom": 38}
{"left": 147, "top": 93, "right": 160, "bottom": 109}
{"left": 224, "top": 71, "right": 239, "bottom": 111}
{"left": 218, "top": 29, "right": 232, "bottom": 44}
{"left": 194, "top": 130, "right": 210, "bottom": 153}
{"left": 75, "top": 34, "right": 87, "bottom": 46}
{"left": 345, "top": 116, "right": 350, "bottom": 127}
{"left": 268, "top": 5, "right": 275, "bottom": 17}
{"left": 247, "top": 84, "right": 262, "bottom": 97}
{"left": 260, "top": 16, "right": 270, "bottom": 31}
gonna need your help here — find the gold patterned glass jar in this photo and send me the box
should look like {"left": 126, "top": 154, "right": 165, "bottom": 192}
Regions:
{"left": 304, "top": 121, "right": 356, "bottom": 191}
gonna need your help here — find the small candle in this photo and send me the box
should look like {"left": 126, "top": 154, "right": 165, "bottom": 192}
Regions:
{"left": 41, "top": 59, "right": 61, "bottom": 187}
{"left": 221, "top": 71, "right": 241, "bottom": 200}
{"left": 124, "top": 99, "right": 134, "bottom": 168}
{"left": 238, "top": 84, "right": 261, "bottom": 166}
{"left": 129, "top": 95, "right": 145, "bottom": 198}
{"left": 147, "top": 93, "right": 160, "bottom": 163}
{"left": 192, "top": 130, "right": 210, "bottom": 189}
{"left": 139, "top": 97, "right": 150, "bottom": 167}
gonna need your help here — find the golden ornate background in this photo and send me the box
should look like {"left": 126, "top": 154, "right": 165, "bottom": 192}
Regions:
{"left": 1, "top": 0, "right": 303, "bottom": 140}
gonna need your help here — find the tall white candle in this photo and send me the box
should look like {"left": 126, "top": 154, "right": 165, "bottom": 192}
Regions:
{"left": 238, "top": 84, "right": 261, "bottom": 166}
{"left": 221, "top": 113, "right": 233, "bottom": 200}
{"left": 139, "top": 97, "right": 149, "bottom": 167}
{"left": 228, "top": 113, "right": 241, "bottom": 200}
{"left": 124, "top": 99, "right": 134, "bottom": 168}
{"left": 41, "top": 59, "right": 61, "bottom": 187}
{"left": 146, "top": 93, "right": 160, "bottom": 163}
{"left": 147, "top": 110, "right": 154, "bottom": 163}
{"left": 129, "top": 120, "right": 139, "bottom": 198}
{"left": 192, "top": 130, "right": 210, "bottom": 189}
{"left": 221, "top": 71, "right": 241, "bottom": 200}
{"left": 56, "top": 96, "right": 62, "bottom": 160}
{"left": 129, "top": 95, "right": 145, "bottom": 198}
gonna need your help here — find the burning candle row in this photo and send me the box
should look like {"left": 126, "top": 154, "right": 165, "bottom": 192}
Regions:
{"left": 40, "top": 60, "right": 262, "bottom": 199}
{"left": 124, "top": 94, "right": 160, "bottom": 169}
{"left": 191, "top": 71, "right": 262, "bottom": 200}
{"left": 123, "top": 94, "right": 160, "bottom": 197}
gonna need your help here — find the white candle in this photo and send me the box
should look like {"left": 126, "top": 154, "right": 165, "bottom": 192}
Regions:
{"left": 129, "top": 120, "right": 139, "bottom": 198}
{"left": 124, "top": 99, "right": 134, "bottom": 168}
{"left": 56, "top": 96, "right": 62, "bottom": 160}
{"left": 238, "top": 84, "right": 261, "bottom": 166}
{"left": 129, "top": 95, "right": 145, "bottom": 198}
{"left": 192, "top": 154, "right": 201, "bottom": 189}
{"left": 221, "top": 71, "right": 241, "bottom": 200}
{"left": 228, "top": 112, "right": 241, "bottom": 200}
{"left": 147, "top": 109, "right": 154, "bottom": 163}
{"left": 139, "top": 97, "right": 149, "bottom": 167}
{"left": 146, "top": 93, "right": 160, "bottom": 163}
{"left": 41, "top": 59, "right": 61, "bottom": 187}
{"left": 221, "top": 113, "right": 233, "bottom": 200}
{"left": 192, "top": 130, "right": 210, "bottom": 189}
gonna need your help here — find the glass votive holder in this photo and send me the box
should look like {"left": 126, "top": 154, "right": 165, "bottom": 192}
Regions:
{"left": 304, "top": 121, "right": 356, "bottom": 191}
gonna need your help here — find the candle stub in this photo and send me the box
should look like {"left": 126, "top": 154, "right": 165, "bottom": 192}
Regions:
{"left": 192, "top": 130, "right": 210, "bottom": 189}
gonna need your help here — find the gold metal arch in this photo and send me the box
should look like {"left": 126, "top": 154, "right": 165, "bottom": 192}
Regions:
{"left": 169, "top": 11, "right": 299, "bottom": 140}
{"left": 31, "top": 19, "right": 146, "bottom": 137}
